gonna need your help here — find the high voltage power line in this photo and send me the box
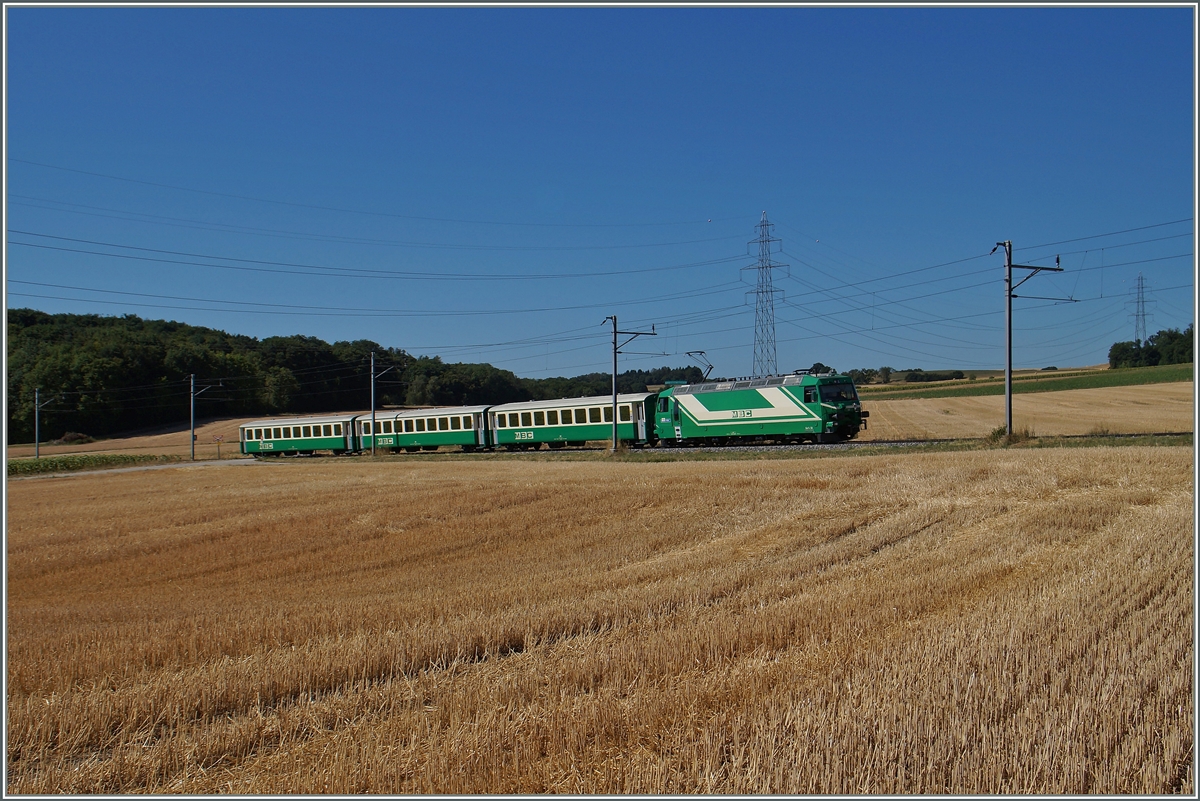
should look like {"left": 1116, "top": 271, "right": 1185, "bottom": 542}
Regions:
{"left": 8, "top": 194, "right": 1192, "bottom": 373}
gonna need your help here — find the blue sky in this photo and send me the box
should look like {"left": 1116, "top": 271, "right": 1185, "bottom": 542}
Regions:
{"left": 5, "top": 6, "right": 1195, "bottom": 379}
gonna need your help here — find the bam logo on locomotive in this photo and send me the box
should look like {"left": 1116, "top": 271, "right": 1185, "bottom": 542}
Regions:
{"left": 677, "top": 387, "right": 819, "bottom": 423}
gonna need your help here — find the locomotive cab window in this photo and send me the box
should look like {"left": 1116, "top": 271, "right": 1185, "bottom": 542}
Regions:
{"left": 819, "top": 382, "right": 858, "bottom": 402}
{"left": 804, "top": 387, "right": 817, "bottom": 403}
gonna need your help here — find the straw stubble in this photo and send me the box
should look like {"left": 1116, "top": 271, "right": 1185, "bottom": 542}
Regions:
{"left": 5, "top": 447, "right": 1192, "bottom": 793}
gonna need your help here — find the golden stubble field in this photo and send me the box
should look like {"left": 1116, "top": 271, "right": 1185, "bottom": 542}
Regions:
{"left": 5, "top": 446, "right": 1194, "bottom": 793}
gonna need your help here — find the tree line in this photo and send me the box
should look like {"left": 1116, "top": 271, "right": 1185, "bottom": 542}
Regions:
{"left": 5, "top": 309, "right": 700, "bottom": 444}
{"left": 1107, "top": 325, "right": 1192, "bottom": 369}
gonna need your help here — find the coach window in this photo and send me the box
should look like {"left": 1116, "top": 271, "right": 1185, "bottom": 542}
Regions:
{"left": 253, "top": 428, "right": 261, "bottom": 439}
{"left": 302, "top": 426, "right": 312, "bottom": 437}
{"left": 292, "top": 427, "right": 301, "bottom": 438}
{"left": 505, "top": 413, "right": 517, "bottom": 427}
{"left": 620, "top": 405, "right": 631, "bottom": 422}
{"left": 333, "top": 423, "right": 342, "bottom": 435}
{"left": 569, "top": 408, "right": 582, "bottom": 424}
{"left": 283, "top": 428, "right": 292, "bottom": 439}
{"left": 437, "top": 417, "right": 448, "bottom": 431}
{"left": 520, "top": 412, "right": 532, "bottom": 427}
{"left": 450, "top": 416, "right": 461, "bottom": 430}
{"left": 403, "top": 419, "right": 412, "bottom": 432}
{"left": 415, "top": 419, "right": 425, "bottom": 432}
{"left": 534, "top": 411, "right": 545, "bottom": 426}
{"left": 547, "top": 410, "right": 559, "bottom": 425}
{"left": 463, "top": 416, "right": 474, "bottom": 429}
{"left": 603, "top": 406, "right": 613, "bottom": 423}
{"left": 589, "top": 407, "right": 602, "bottom": 423}
{"left": 323, "top": 425, "right": 332, "bottom": 437}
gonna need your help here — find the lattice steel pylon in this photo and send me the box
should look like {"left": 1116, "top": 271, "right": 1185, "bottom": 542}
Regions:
{"left": 1134, "top": 272, "right": 1148, "bottom": 344}
{"left": 745, "top": 211, "right": 786, "bottom": 376}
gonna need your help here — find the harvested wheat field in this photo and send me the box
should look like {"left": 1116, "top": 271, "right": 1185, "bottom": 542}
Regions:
{"left": 858, "top": 381, "right": 1194, "bottom": 441}
{"left": 6, "top": 446, "right": 1194, "bottom": 794}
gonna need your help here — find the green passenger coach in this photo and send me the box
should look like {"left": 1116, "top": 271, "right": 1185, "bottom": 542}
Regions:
{"left": 361, "top": 406, "right": 491, "bottom": 452}
{"left": 240, "top": 413, "right": 359, "bottom": 456}
{"left": 653, "top": 372, "right": 867, "bottom": 445}
{"left": 490, "top": 393, "right": 656, "bottom": 449}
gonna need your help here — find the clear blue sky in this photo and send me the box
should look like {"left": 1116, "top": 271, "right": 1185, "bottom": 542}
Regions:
{"left": 5, "top": 6, "right": 1195, "bottom": 379}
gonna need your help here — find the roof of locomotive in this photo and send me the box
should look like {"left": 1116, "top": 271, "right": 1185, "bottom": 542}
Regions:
{"left": 663, "top": 372, "right": 851, "bottom": 396}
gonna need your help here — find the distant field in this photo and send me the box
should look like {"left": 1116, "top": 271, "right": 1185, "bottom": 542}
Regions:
{"left": 6, "top": 448, "right": 1192, "bottom": 793}
{"left": 857, "top": 381, "right": 1193, "bottom": 441}
{"left": 859, "top": 363, "right": 1193, "bottom": 400}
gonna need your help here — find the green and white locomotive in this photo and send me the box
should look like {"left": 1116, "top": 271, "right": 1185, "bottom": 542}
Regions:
{"left": 654, "top": 372, "right": 868, "bottom": 446}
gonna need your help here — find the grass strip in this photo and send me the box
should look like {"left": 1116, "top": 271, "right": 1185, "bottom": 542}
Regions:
{"left": 7, "top": 453, "right": 182, "bottom": 477}
{"left": 859, "top": 363, "right": 1192, "bottom": 400}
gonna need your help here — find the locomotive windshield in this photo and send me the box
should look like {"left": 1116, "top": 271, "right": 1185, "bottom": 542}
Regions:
{"left": 818, "top": 381, "right": 858, "bottom": 403}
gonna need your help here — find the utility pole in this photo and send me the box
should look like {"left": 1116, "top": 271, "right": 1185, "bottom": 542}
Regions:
{"left": 190, "top": 374, "right": 216, "bottom": 461}
{"left": 603, "top": 316, "right": 656, "bottom": 452}
{"left": 993, "top": 241, "right": 1063, "bottom": 437}
{"left": 33, "top": 388, "right": 55, "bottom": 459}
{"left": 743, "top": 211, "right": 786, "bottom": 377}
{"left": 369, "top": 351, "right": 396, "bottom": 456}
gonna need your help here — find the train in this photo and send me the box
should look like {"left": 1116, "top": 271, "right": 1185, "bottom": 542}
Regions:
{"left": 238, "top": 370, "right": 869, "bottom": 456}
